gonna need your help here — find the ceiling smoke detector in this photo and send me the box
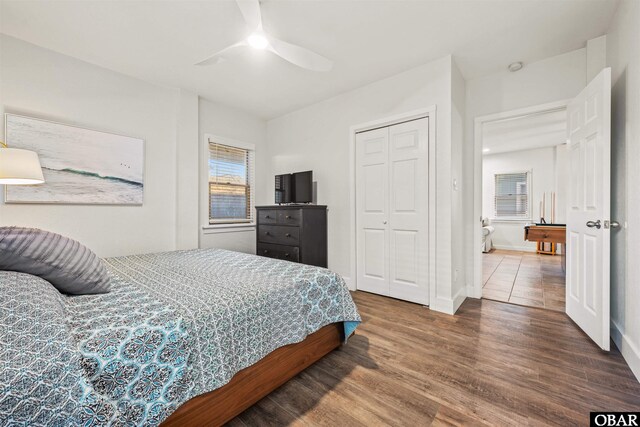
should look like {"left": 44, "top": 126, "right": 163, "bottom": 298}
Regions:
{"left": 508, "top": 62, "right": 524, "bottom": 72}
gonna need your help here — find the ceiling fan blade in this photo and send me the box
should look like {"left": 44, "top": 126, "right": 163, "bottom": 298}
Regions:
{"left": 268, "top": 37, "right": 333, "bottom": 72}
{"left": 236, "top": 0, "right": 263, "bottom": 30}
{"left": 195, "top": 40, "right": 248, "bottom": 66}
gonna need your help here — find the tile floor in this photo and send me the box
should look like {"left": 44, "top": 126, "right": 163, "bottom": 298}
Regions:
{"left": 482, "top": 249, "right": 565, "bottom": 311}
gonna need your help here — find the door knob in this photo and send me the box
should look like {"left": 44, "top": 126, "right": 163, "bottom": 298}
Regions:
{"left": 586, "top": 220, "right": 601, "bottom": 229}
{"left": 383, "top": 221, "right": 387, "bottom": 225}
{"left": 610, "top": 221, "right": 621, "bottom": 229}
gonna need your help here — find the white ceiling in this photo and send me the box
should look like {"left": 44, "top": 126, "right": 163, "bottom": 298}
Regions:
{"left": 482, "top": 109, "right": 567, "bottom": 155}
{"left": 0, "top": 0, "right": 618, "bottom": 119}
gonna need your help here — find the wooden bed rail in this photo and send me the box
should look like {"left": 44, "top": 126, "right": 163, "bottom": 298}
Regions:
{"left": 161, "top": 322, "right": 344, "bottom": 427}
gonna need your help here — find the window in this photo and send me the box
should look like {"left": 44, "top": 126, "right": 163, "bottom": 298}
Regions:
{"left": 208, "top": 141, "right": 255, "bottom": 224}
{"left": 494, "top": 172, "right": 530, "bottom": 219}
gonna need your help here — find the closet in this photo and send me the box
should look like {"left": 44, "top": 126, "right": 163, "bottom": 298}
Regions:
{"left": 355, "top": 117, "right": 429, "bottom": 305}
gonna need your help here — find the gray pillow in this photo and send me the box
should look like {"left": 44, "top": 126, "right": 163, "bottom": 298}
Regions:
{"left": 0, "top": 226, "right": 110, "bottom": 294}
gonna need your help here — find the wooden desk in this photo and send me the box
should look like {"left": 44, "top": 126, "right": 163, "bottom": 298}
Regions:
{"left": 524, "top": 225, "right": 566, "bottom": 245}
{"left": 524, "top": 224, "right": 566, "bottom": 271}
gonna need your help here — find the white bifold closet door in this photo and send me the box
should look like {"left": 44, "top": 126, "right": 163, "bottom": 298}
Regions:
{"left": 356, "top": 117, "right": 429, "bottom": 305}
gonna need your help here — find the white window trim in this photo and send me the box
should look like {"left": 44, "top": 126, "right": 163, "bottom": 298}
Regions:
{"left": 491, "top": 169, "right": 532, "bottom": 222}
{"left": 202, "top": 134, "right": 256, "bottom": 228}
{"left": 201, "top": 223, "right": 256, "bottom": 235}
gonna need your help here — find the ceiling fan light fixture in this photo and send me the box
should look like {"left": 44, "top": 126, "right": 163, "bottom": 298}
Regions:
{"left": 195, "top": 0, "right": 333, "bottom": 71}
{"left": 247, "top": 33, "right": 268, "bottom": 50}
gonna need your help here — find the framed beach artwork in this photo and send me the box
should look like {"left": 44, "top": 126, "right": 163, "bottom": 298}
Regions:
{"left": 4, "top": 114, "right": 144, "bottom": 205}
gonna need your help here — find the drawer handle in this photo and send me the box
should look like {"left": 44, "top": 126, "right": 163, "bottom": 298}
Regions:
{"left": 285, "top": 215, "right": 292, "bottom": 219}
{"left": 285, "top": 233, "right": 291, "bottom": 238}
{"left": 263, "top": 250, "right": 268, "bottom": 254}
{"left": 264, "top": 231, "right": 270, "bottom": 236}
{"left": 265, "top": 215, "right": 271, "bottom": 219}
{"left": 543, "top": 233, "right": 549, "bottom": 238}
{"left": 285, "top": 253, "right": 290, "bottom": 258}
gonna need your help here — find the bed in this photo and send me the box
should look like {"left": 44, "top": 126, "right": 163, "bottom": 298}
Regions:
{"left": 0, "top": 248, "right": 360, "bottom": 426}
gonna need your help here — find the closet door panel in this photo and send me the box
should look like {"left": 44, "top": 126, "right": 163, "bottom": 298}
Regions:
{"left": 389, "top": 118, "right": 429, "bottom": 305}
{"left": 392, "top": 229, "right": 418, "bottom": 284}
{"left": 392, "top": 159, "right": 417, "bottom": 212}
{"left": 356, "top": 127, "right": 390, "bottom": 296}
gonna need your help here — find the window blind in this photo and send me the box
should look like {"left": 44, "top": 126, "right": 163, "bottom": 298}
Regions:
{"left": 208, "top": 142, "right": 255, "bottom": 224}
{"left": 494, "top": 172, "right": 529, "bottom": 218}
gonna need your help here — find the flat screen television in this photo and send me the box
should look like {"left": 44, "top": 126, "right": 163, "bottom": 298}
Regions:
{"left": 275, "top": 170, "right": 313, "bottom": 204}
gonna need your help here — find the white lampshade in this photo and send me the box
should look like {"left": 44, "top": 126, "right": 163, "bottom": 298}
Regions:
{"left": 0, "top": 148, "right": 45, "bottom": 185}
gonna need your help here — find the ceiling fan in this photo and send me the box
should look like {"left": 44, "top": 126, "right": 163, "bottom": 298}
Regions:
{"left": 196, "top": 0, "right": 333, "bottom": 72}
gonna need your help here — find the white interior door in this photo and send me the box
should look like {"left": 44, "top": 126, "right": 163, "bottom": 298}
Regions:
{"left": 566, "top": 67, "right": 611, "bottom": 351}
{"left": 388, "top": 118, "right": 429, "bottom": 304}
{"left": 356, "top": 118, "right": 429, "bottom": 305}
{"left": 356, "top": 127, "right": 390, "bottom": 296}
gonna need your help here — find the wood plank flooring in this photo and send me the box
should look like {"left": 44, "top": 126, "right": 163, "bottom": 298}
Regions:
{"left": 483, "top": 249, "right": 566, "bottom": 311}
{"left": 228, "top": 291, "right": 640, "bottom": 426}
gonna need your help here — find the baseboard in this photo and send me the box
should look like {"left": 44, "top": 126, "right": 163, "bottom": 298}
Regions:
{"left": 611, "top": 320, "right": 640, "bottom": 382}
{"left": 466, "top": 284, "right": 482, "bottom": 299}
{"left": 430, "top": 287, "right": 467, "bottom": 315}
{"left": 492, "top": 244, "right": 536, "bottom": 252}
{"left": 342, "top": 276, "right": 355, "bottom": 291}
{"left": 452, "top": 287, "right": 466, "bottom": 313}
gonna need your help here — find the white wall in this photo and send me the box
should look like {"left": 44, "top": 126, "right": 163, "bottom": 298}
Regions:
{"left": 175, "top": 89, "right": 200, "bottom": 250}
{"left": 266, "top": 55, "right": 463, "bottom": 313}
{"left": 482, "top": 145, "right": 567, "bottom": 251}
{"left": 451, "top": 60, "right": 466, "bottom": 306}
{"left": 465, "top": 48, "right": 588, "bottom": 292}
{"left": 0, "top": 36, "right": 268, "bottom": 258}
{"left": 606, "top": 0, "right": 640, "bottom": 381}
{"left": 198, "top": 97, "right": 267, "bottom": 253}
{"left": 0, "top": 35, "right": 181, "bottom": 257}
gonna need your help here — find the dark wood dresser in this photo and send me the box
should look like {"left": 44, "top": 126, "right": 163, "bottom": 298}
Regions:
{"left": 255, "top": 205, "right": 327, "bottom": 268}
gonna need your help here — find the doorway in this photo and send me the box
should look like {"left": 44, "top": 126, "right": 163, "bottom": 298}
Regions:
{"left": 475, "top": 101, "right": 569, "bottom": 311}
{"left": 476, "top": 69, "right": 613, "bottom": 350}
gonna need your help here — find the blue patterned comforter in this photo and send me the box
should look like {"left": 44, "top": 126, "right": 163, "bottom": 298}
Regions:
{"left": 0, "top": 249, "right": 360, "bottom": 426}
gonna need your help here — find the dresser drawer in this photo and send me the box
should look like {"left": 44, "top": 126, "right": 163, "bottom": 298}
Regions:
{"left": 258, "top": 209, "right": 277, "bottom": 224}
{"left": 277, "top": 209, "right": 302, "bottom": 226}
{"left": 525, "top": 227, "right": 566, "bottom": 244}
{"left": 257, "top": 243, "right": 300, "bottom": 262}
{"left": 258, "top": 225, "right": 300, "bottom": 245}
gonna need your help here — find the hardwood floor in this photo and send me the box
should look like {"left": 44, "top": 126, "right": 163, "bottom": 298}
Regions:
{"left": 483, "top": 249, "right": 566, "bottom": 311}
{"left": 228, "top": 291, "right": 640, "bottom": 426}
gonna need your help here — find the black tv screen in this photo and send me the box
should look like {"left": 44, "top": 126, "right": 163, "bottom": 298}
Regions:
{"left": 293, "top": 171, "right": 313, "bottom": 203}
{"left": 275, "top": 170, "right": 313, "bottom": 204}
{"left": 275, "top": 173, "right": 292, "bottom": 204}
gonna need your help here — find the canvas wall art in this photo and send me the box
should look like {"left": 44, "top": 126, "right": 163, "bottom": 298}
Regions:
{"left": 4, "top": 114, "right": 144, "bottom": 204}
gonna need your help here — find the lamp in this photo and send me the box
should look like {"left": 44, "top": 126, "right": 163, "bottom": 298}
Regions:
{"left": 0, "top": 141, "right": 45, "bottom": 185}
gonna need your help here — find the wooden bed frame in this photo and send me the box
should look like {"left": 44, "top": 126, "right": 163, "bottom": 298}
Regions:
{"left": 160, "top": 322, "right": 344, "bottom": 427}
